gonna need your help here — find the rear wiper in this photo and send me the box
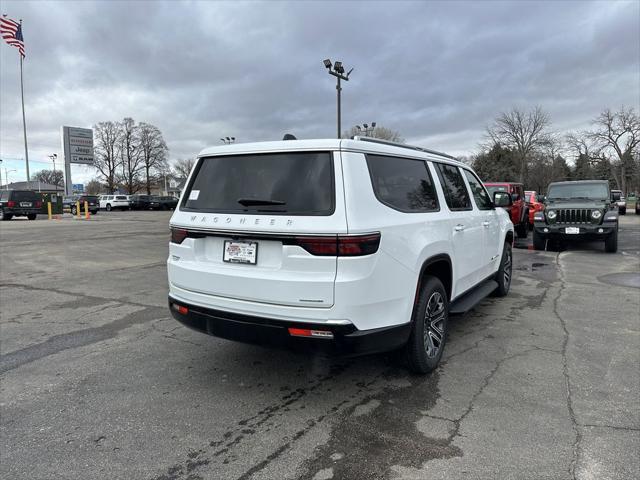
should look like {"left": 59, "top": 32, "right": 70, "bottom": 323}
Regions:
{"left": 237, "top": 198, "right": 286, "bottom": 207}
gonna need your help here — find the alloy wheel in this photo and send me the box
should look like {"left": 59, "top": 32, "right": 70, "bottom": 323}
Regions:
{"left": 503, "top": 248, "right": 512, "bottom": 288}
{"left": 423, "top": 291, "right": 446, "bottom": 358}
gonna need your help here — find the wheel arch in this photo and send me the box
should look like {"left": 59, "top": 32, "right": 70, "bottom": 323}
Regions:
{"left": 415, "top": 254, "right": 453, "bottom": 303}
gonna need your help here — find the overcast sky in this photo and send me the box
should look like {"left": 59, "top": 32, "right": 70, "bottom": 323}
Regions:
{"left": 1, "top": 0, "right": 638, "bottom": 185}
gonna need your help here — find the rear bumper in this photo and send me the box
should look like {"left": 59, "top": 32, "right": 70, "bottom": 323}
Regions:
{"left": 3, "top": 208, "right": 39, "bottom": 216}
{"left": 168, "top": 296, "right": 411, "bottom": 356}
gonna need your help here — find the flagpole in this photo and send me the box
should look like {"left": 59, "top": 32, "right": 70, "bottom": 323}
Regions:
{"left": 20, "top": 45, "right": 30, "bottom": 188}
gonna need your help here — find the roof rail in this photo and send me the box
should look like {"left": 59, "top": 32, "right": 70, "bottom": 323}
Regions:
{"left": 352, "top": 136, "right": 458, "bottom": 160}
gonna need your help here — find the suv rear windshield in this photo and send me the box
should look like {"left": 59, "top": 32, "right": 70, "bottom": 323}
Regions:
{"left": 10, "top": 191, "right": 39, "bottom": 201}
{"left": 547, "top": 183, "right": 609, "bottom": 201}
{"left": 183, "top": 152, "right": 334, "bottom": 215}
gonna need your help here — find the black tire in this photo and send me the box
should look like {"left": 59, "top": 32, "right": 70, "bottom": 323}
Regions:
{"left": 91, "top": 210, "right": 98, "bottom": 215}
{"left": 619, "top": 207, "right": 626, "bottom": 215}
{"left": 405, "top": 276, "right": 448, "bottom": 374}
{"left": 71, "top": 206, "right": 77, "bottom": 215}
{"left": 106, "top": 204, "right": 112, "bottom": 212}
{"left": 515, "top": 222, "right": 528, "bottom": 239}
{"left": 533, "top": 229, "right": 546, "bottom": 250}
{"left": 1, "top": 208, "right": 12, "bottom": 221}
{"left": 27, "top": 214, "right": 37, "bottom": 220}
{"left": 492, "top": 242, "right": 512, "bottom": 297}
{"left": 605, "top": 229, "right": 618, "bottom": 253}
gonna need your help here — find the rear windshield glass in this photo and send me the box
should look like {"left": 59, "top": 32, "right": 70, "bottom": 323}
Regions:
{"left": 12, "top": 191, "right": 39, "bottom": 201}
{"left": 183, "top": 152, "right": 334, "bottom": 215}
{"left": 115, "top": 195, "right": 127, "bottom": 200}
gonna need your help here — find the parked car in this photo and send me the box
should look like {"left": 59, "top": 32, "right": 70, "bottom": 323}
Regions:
{"left": 99, "top": 194, "right": 131, "bottom": 211}
{"left": 149, "top": 196, "right": 178, "bottom": 210}
{"left": 484, "top": 182, "right": 529, "bottom": 238}
{"left": 611, "top": 189, "right": 626, "bottom": 215}
{"left": 129, "top": 194, "right": 153, "bottom": 210}
{"left": 533, "top": 180, "right": 618, "bottom": 252}
{"left": 167, "top": 137, "right": 514, "bottom": 374}
{"left": 525, "top": 190, "right": 545, "bottom": 228}
{"left": 63, "top": 195, "right": 99, "bottom": 215}
{"left": 0, "top": 190, "right": 42, "bottom": 220}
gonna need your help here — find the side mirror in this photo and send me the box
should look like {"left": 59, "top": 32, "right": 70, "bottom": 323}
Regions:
{"left": 493, "top": 191, "right": 513, "bottom": 208}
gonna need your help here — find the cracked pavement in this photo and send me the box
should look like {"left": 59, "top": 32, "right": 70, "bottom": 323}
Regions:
{"left": 1, "top": 211, "right": 638, "bottom": 479}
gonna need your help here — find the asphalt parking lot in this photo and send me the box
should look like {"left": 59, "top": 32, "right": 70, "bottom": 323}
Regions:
{"left": 1, "top": 211, "right": 639, "bottom": 480}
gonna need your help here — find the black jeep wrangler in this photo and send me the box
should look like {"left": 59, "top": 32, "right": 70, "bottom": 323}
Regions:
{"left": 0, "top": 190, "right": 42, "bottom": 221}
{"left": 533, "top": 180, "right": 618, "bottom": 253}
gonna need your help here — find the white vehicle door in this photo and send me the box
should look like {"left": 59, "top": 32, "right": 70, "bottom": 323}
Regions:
{"left": 432, "top": 162, "right": 484, "bottom": 296}
{"left": 462, "top": 169, "right": 502, "bottom": 279}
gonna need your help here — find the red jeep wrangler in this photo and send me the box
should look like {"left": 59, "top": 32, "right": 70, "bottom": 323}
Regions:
{"left": 484, "top": 182, "right": 529, "bottom": 238}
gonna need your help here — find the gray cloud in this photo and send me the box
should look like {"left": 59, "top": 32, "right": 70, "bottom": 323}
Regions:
{"left": 0, "top": 0, "right": 638, "bottom": 183}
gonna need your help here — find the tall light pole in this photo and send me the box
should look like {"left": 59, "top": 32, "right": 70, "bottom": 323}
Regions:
{"left": 5, "top": 169, "right": 16, "bottom": 187}
{"left": 323, "top": 59, "right": 353, "bottom": 139}
{"left": 49, "top": 153, "right": 59, "bottom": 192}
{"left": 220, "top": 137, "right": 236, "bottom": 144}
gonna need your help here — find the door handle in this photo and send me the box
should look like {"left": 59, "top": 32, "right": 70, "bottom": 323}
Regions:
{"left": 482, "top": 221, "right": 491, "bottom": 228}
{"left": 454, "top": 224, "right": 465, "bottom": 232}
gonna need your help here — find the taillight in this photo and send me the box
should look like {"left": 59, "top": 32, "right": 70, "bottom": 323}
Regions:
{"left": 36, "top": 201, "right": 42, "bottom": 208}
{"left": 170, "top": 227, "right": 188, "bottom": 244}
{"left": 287, "top": 233, "right": 380, "bottom": 257}
{"left": 7, "top": 201, "right": 15, "bottom": 207}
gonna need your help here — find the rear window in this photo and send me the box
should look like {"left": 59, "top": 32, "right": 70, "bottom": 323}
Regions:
{"left": 12, "top": 191, "right": 39, "bottom": 201}
{"left": 81, "top": 196, "right": 98, "bottom": 202}
{"left": 115, "top": 195, "right": 127, "bottom": 200}
{"left": 183, "top": 152, "right": 334, "bottom": 215}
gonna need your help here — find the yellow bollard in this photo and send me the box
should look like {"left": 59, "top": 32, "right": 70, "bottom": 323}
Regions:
{"left": 47, "top": 201, "right": 52, "bottom": 220}
{"left": 76, "top": 201, "right": 81, "bottom": 218}
{"left": 84, "top": 201, "right": 89, "bottom": 219}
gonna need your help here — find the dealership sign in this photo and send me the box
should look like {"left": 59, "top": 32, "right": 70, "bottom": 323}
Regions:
{"left": 61, "top": 126, "right": 95, "bottom": 194}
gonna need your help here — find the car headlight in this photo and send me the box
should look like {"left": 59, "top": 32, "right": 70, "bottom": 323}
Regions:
{"left": 591, "top": 210, "right": 602, "bottom": 220}
{"left": 547, "top": 210, "right": 557, "bottom": 220}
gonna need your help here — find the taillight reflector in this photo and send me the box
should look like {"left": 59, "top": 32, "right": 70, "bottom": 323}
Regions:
{"left": 7, "top": 201, "right": 15, "bottom": 207}
{"left": 288, "top": 328, "right": 334, "bottom": 339}
{"left": 172, "top": 303, "right": 188, "bottom": 315}
{"left": 170, "top": 227, "right": 188, "bottom": 244}
{"left": 36, "top": 201, "right": 43, "bottom": 208}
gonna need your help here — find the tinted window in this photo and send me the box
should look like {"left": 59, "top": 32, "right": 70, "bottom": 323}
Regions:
{"left": 115, "top": 196, "right": 127, "bottom": 200}
{"left": 0, "top": 191, "right": 9, "bottom": 201}
{"left": 184, "top": 152, "right": 334, "bottom": 215}
{"left": 366, "top": 155, "right": 438, "bottom": 212}
{"left": 13, "top": 191, "right": 39, "bottom": 201}
{"left": 463, "top": 170, "right": 492, "bottom": 210}
{"left": 434, "top": 163, "right": 472, "bottom": 211}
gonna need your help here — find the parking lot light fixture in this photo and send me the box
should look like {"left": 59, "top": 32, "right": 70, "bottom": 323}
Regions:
{"left": 323, "top": 58, "right": 353, "bottom": 139}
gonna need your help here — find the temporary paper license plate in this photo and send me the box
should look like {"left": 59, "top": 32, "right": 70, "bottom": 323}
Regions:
{"left": 223, "top": 241, "right": 258, "bottom": 264}
{"left": 20, "top": 202, "right": 32, "bottom": 207}
{"left": 565, "top": 227, "right": 580, "bottom": 234}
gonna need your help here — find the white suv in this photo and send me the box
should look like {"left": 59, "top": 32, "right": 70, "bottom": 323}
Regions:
{"left": 99, "top": 195, "right": 130, "bottom": 211}
{"left": 167, "top": 138, "right": 514, "bottom": 373}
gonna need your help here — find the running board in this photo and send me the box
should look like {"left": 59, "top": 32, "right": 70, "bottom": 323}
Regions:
{"left": 449, "top": 279, "right": 499, "bottom": 315}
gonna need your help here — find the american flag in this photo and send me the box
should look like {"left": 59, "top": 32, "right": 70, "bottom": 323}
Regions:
{"left": 1, "top": 15, "right": 25, "bottom": 57}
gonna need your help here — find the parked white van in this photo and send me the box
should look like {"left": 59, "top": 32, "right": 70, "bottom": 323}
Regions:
{"left": 167, "top": 137, "right": 514, "bottom": 373}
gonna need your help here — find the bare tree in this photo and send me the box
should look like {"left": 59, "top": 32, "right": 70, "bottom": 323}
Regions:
{"left": 93, "top": 121, "right": 122, "bottom": 193}
{"left": 172, "top": 158, "right": 196, "bottom": 179}
{"left": 343, "top": 125, "right": 404, "bottom": 143}
{"left": 138, "top": 122, "right": 169, "bottom": 194}
{"left": 85, "top": 179, "right": 103, "bottom": 195}
{"left": 586, "top": 107, "right": 640, "bottom": 194}
{"left": 118, "top": 117, "right": 144, "bottom": 194}
{"left": 486, "top": 106, "right": 551, "bottom": 183}
{"left": 31, "top": 169, "right": 64, "bottom": 188}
